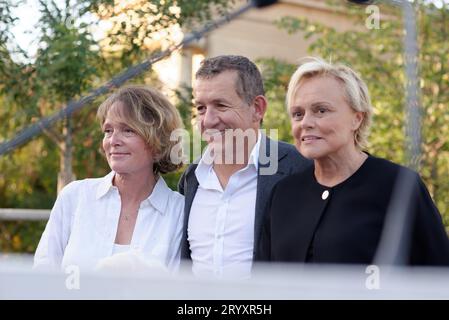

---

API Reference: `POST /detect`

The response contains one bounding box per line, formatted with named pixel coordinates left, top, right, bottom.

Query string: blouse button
left=322, top=190, right=329, bottom=200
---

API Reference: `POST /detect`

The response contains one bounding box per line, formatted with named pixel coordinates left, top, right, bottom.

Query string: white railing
left=0, top=208, right=50, bottom=221
left=1, top=256, right=449, bottom=299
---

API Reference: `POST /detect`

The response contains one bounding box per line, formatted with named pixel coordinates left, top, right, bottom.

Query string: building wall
left=205, top=0, right=355, bottom=64
left=158, top=0, right=358, bottom=91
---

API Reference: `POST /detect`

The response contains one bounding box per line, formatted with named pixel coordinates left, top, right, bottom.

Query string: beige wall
left=176, top=0, right=358, bottom=89
left=206, top=0, right=355, bottom=63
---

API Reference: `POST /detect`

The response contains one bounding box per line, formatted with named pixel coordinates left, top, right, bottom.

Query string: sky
left=10, top=0, right=41, bottom=59
left=9, top=0, right=100, bottom=62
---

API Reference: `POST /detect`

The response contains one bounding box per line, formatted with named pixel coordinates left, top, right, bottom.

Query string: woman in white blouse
left=34, top=85, right=184, bottom=272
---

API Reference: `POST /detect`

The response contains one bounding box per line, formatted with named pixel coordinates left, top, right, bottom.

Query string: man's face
left=193, top=70, right=260, bottom=143
left=193, top=70, right=262, bottom=164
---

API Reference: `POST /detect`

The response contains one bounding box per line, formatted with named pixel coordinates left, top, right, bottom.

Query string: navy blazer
left=256, top=155, right=449, bottom=266
left=177, top=135, right=311, bottom=261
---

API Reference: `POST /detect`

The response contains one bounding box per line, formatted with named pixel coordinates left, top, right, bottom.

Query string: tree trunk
left=57, top=117, right=76, bottom=193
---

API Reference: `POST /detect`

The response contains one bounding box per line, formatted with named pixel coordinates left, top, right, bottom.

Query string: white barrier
left=1, top=254, right=448, bottom=299
left=0, top=208, right=50, bottom=221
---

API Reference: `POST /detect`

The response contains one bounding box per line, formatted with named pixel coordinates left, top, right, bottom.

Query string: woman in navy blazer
left=257, top=57, right=449, bottom=265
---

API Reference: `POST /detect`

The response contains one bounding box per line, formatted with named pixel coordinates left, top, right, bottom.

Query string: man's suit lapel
left=181, top=165, right=198, bottom=259
left=253, top=136, right=289, bottom=258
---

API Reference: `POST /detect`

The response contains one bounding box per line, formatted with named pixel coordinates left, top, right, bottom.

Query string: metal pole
left=403, top=0, right=422, bottom=171
left=348, top=0, right=424, bottom=265
left=373, top=0, right=423, bottom=265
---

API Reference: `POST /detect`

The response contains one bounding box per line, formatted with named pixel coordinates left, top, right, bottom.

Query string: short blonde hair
left=97, top=85, right=183, bottom=174
left=286, top=57, right=373, bottom=150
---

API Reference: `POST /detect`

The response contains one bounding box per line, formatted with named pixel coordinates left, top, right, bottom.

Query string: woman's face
left=289, top=76, right=363, bottom=160
left=102, top=102, right=154, bottom=175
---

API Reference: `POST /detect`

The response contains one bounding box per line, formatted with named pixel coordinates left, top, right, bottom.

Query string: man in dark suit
left=178, top=55, right=310, bottom=279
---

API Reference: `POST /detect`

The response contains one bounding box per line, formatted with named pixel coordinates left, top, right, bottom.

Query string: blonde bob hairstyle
left=97, top=85, right=183, bottom=174
left=286, top=57, right=373, bottom=150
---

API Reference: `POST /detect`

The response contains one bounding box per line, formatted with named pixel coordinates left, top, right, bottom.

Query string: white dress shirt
left=188, top=134, right=260, bottom=279
left=34, top=172, right=184, bottom=272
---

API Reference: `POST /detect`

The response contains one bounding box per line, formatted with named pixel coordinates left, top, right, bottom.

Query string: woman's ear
left=352, top=111, right=364, bottom=131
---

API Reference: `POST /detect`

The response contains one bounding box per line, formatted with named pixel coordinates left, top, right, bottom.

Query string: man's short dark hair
left=195, top=55, right=265, bottom=105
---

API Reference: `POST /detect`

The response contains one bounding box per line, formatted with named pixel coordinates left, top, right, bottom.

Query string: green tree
left=0, top=0, right=234, bottom=252
left=258, top=57, right=296, bottom=143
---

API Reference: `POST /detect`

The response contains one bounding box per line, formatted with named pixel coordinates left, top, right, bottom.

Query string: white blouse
left=112, top=244, right=130, bottom=255
left=34, top=172, right=184, bottom=272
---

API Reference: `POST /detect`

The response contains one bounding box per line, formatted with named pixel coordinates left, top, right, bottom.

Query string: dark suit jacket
left=256, top=155, right=449, bottom=266
left=178, top=135, right=311, bottom=261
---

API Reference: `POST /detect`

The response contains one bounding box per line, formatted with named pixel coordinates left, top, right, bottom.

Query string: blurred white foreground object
left=94, top=251, right=168, bottom=274
left=1, top=254, right=449, bottom=299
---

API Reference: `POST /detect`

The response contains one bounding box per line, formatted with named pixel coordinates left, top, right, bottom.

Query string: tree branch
left=42, top=126, right=63, bottom=147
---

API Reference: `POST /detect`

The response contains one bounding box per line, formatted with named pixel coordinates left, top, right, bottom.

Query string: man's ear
left=252, top=95, right=267, bottom=123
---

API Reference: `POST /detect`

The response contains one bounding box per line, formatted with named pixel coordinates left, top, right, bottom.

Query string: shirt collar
left=96, top=171, right=116, bottom=200
left=143, top=176, right=170, bottom=215
left=195, top=130, right=261, bottom=188
left=96, top=172, right=170, bottom=215
left=249, top=130, right=261, bottom=171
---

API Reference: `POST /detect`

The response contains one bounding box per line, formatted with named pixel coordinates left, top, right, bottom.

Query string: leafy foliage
left=0, top=0, right=234, bottom=252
